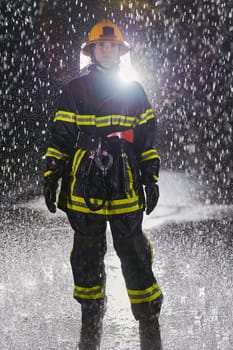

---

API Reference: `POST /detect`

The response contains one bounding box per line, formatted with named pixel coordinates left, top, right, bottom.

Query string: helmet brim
left=81, top=40, right=130, bottom=57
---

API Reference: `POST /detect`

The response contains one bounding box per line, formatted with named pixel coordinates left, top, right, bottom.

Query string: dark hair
left=89, top=44, right=96, bottom=60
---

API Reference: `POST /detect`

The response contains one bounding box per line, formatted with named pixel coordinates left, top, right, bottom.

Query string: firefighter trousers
left=67, top=210, right=163, bottom=320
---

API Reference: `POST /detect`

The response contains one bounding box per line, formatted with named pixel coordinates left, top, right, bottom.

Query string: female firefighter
left=43, top=19, right=163, bottom=350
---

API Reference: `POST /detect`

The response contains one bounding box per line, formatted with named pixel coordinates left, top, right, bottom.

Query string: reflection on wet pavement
left=151, top=219, right=233, bottom=350
left=1, top=206, right=232, bottom=349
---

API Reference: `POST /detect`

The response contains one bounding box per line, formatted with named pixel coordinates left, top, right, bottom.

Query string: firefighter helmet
left=81, top=19, right=130, bottom=57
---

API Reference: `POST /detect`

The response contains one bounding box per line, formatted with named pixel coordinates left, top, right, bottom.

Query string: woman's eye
left=96, top=42, right=104, bottom=48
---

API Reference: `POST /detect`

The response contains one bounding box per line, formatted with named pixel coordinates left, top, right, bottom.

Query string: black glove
left=43, top=176, right=58, bottom=213
left=145, top=182, right=159, bottom=215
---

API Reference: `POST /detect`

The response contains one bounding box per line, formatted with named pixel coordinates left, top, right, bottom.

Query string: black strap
left=83, top=156, right=107, bottom=211
left=84, top=182, right=106, bottom=211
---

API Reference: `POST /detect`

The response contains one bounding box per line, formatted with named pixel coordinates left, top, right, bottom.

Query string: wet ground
left=0, top=171, right=233, bottom=350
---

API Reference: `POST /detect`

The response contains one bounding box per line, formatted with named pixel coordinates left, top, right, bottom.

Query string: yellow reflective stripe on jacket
left=127, top=283, right=162, bottom=304
left=53, top=110, right=138, bottom=128
left=140, top=149, right=159, bottom=162
left=59, top=193, right=144, bottom=215
left=138, top=108, right=155, bottom=125
left=125, top=159, right=136, bottom=198
left=76, top=114, right=137, bottom=128
left=44, top=170, right=53, bottom=177
left=53, top=109, right=154, bottom=128
left=70, top=149, right=87, bottom=196
left=71, top=149, right=86, bottom=175
left=54, top=110, right=77, bottom=123
left=69, top=194, right=141, bottom=209
left=73, top=284, right=104, bottom=300
left=45, top=147, right=70, bottom=160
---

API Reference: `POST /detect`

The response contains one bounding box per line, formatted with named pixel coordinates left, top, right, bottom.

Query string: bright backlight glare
left=80, top=52, right=91, bottom=70
left=80, top=51, right=140, bottom=82
left=119, top=51, right=140, bottom=83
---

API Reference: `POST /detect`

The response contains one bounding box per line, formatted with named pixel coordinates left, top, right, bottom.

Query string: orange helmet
left=81, top=19, right=130, bottom=57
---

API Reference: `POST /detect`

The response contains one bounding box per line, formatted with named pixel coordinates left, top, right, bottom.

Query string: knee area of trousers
left=73, top=230, right=107, bottom=251
left=114, top=231, right=144, bottom=247
left=114, top=233, right=150, bottom=257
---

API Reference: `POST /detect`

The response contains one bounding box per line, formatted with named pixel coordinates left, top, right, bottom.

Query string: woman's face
left=94, top=41, right=120, bottom=69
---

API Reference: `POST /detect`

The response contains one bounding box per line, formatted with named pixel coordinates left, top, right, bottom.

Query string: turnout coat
left=44, top=64, right=160, bottom=215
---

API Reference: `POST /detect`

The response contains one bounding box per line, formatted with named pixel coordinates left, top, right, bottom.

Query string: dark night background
left=0, top=0, right=232, bottom=206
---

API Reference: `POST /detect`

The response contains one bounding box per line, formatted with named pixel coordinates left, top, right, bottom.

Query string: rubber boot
left=78, top=312, right=103, bottom=350
left=78, top=298, right=107, bottom=350
left=139, top=316, right=162, bottom=350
